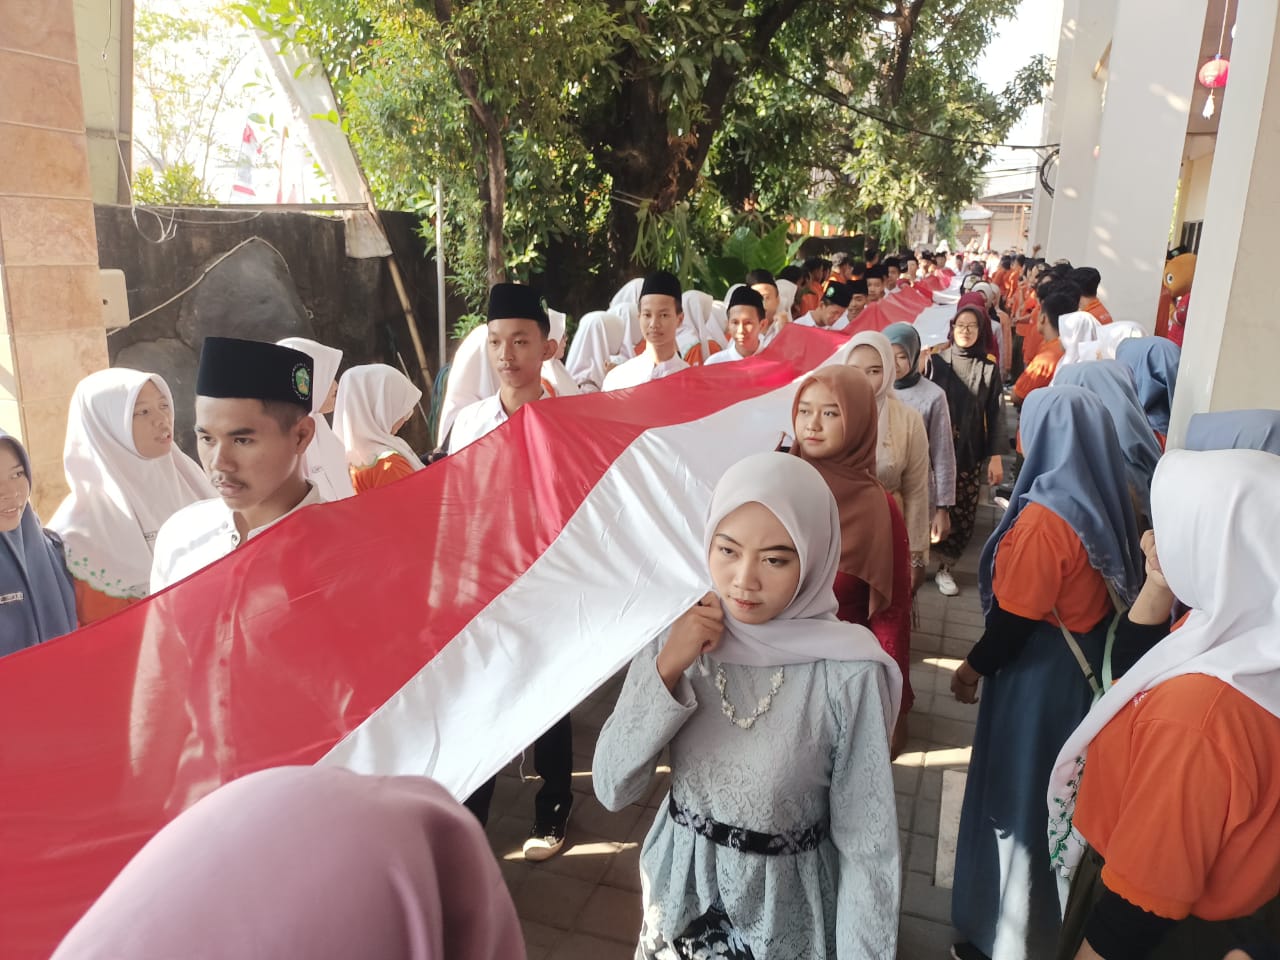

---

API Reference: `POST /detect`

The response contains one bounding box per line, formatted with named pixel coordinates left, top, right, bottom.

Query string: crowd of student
left=6, top=245, right=1280, bottom=960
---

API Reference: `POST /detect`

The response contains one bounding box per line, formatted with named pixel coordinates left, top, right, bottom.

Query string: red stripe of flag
left=0, top=325, right=845, bottom=959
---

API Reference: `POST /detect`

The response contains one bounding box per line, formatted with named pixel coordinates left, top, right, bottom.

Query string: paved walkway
left=483, top=502, right=1002, bottom=960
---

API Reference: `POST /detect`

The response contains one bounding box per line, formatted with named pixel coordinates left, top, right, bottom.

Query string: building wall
left=1179, top=150, right=1215, bottom=225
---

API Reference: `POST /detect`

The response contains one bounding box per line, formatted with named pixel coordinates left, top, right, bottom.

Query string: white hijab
left=847, top=331, right=900, bottom=483
left=49, top=369, right=214, bottom=599
left=614, top=302, right=642, bottom=356
left=1096, top=321, right=1146, bottom=360
left=706, top=452, right=902, bottom=730
left=540, top=309, right=580, bottom=396
left=775, top=278, right=798, bottom=323
left=334, top=365, right=423, bottom=471
left=679, top=290, right=727, bottom=361
left=610, top=277, right=644, bottom=310
left=1055, top=310, right=1102, bottom=371
left=1049, top=448, right=1280, bottom=870
left=565, top=311, right=627, bottom=393
left=277, top=338, right=355, bottom=501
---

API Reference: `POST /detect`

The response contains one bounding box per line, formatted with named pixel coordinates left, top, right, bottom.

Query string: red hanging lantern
left=1198, top=55, right=1230, bottom=89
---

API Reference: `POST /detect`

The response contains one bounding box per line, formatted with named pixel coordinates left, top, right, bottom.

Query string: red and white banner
left=231, top=122, right=263, bottom=199
left=0, top=326, right=853, bottom=958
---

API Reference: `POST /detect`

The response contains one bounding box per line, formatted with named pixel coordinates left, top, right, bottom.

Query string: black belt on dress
left=667, top=794, right=826, bottom=855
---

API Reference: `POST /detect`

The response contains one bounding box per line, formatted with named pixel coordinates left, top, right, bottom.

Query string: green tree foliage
left=130, top=163, right=218, bottom=205
left=241, top=0, right=1049, bottom=315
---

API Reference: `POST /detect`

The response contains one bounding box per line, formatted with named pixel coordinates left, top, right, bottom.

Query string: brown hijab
left=790, top=365, right=896, bottom=615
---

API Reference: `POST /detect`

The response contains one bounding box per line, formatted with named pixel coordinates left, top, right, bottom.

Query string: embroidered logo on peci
left=292, top=364, right=312, bottom=401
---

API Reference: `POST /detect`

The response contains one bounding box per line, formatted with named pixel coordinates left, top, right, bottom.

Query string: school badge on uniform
left=293, top=364, right=312, bottom=400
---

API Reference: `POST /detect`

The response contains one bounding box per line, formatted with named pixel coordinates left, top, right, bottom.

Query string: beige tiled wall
left=0, top=0, right=109, bottom=519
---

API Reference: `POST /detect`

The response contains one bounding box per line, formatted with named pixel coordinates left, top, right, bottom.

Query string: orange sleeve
left=351, top=454, right=417, bottom=495
left=1093, top=711, right=1236, bottom=918
left=991, top=504, right=1069, bottom=622
left=73, top=579, right=139, bottom=628
left=1087, top=299, right=1113, bottom=325
left=991, top=503, right=1109, bottom=629
left=1013, top=344, right=1057, bottom=400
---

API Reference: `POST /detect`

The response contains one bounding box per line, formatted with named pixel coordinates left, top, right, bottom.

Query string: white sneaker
left=936, top=569, right=959, bottom=597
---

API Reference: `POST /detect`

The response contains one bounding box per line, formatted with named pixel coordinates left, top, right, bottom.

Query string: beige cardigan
left=875, top=396, right=932, bottom=560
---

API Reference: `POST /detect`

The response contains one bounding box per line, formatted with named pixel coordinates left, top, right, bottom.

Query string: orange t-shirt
left=1076, top=674, right=1280, bottom=921
left=990, top=502, right=1112, bottom=632
left=1013, top=339, right=1065, bottom=402
left=683, top=341, right=723, bottom=367
left=1083, top=297, right=1113, bottom=325
left=351, top=452, right=417, bottom=495
left=73, top=579, right=138, bottom=627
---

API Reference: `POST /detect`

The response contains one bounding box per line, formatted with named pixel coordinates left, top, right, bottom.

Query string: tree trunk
left=482, top=119, right=507, bottom=286
left=593, top=0, right=812, bottom=281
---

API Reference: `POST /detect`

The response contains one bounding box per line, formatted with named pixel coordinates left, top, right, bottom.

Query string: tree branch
left=885, top=0, right=928, bottom=106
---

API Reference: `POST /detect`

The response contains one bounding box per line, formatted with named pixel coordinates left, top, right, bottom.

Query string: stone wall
left=95, top=205, right=463, bottom=456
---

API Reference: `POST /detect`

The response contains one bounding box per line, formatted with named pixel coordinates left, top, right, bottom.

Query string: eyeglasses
left=954, top=322, right=981, bottom=333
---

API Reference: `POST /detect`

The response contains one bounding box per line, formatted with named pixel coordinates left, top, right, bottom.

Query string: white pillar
left=1027, top=0, right=1068, bottom=253
left=1044, top=0, right=1114, bottom=260
left=1169, top=0, right=1280, bottom=445
left=1081, top=0, right=1208, bottom=329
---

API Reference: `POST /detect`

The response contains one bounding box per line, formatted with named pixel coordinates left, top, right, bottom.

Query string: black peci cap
left=196, top=337, right=314, bottom=408
left=728, top=285, right=766, bottom=316
left=640, top=271, right=683, bottom=303
left=848, top=278, right=869, bottom=296
left=487, top=282, right=550, bottom=334
left=822, top=282, right=854, bottom=308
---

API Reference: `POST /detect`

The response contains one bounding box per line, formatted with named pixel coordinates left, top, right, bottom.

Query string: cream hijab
left=277, top=338, right=355, bottom=501
left=847, top=330, right=901, bottom=483
left=49, top=369, right=214, bottom=599
left=1049, top=448, right=1280, bottom=871
left=334, top=365, right=423, bottom=471
left=705, top=452, right=902, bottom=729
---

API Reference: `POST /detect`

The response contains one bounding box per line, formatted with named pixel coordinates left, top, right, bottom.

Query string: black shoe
left=951, top=943, right=991, bottom=960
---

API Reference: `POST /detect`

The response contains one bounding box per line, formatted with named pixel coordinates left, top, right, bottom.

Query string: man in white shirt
left=794, top=281, right=853, bottom=331
left=447, top=282, right=576, bottom=866
left=602, top=271, right=691, bottom=390
left=150, top=337, right=322, bottom=592
left=844, top=277, right=869, bottom=327
left=866, top=264, right=888, bottom=302
left=883, top=257, right=902, bottom=295
left=705, top=286, right=768, bottom=365
left=448, top=283, right=557, bottom=454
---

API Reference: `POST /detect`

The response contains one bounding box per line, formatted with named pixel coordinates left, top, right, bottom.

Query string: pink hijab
left=51, top=767, right=525, bottom=960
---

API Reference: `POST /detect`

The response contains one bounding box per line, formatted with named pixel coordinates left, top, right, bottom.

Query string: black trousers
left=463, top=712, right=574, bottom=827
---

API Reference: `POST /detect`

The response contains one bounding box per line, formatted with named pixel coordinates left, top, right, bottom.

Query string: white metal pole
left=435, top=179, right=447, bottom=369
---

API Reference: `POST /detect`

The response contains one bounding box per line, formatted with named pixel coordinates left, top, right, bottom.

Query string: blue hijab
left=1053, top=361, right=1163, bottom=520
left=979, top=387, right=1143, bottom=615
left=0, top=433, right=77, bottom=657
left=1185, top=409, right=1280, bottom=456
left=1115, top=338, right=1180, bottom=435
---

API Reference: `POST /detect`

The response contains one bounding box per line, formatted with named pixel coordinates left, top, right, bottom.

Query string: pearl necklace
left=714, top=664, right=786, bottom=730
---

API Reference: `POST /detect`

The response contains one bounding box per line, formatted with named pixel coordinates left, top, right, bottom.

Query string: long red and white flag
left=0, top=326, right=866, bottom=958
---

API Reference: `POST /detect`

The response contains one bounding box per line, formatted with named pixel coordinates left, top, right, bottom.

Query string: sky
left=974, top=0, right=1064, bottom=196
